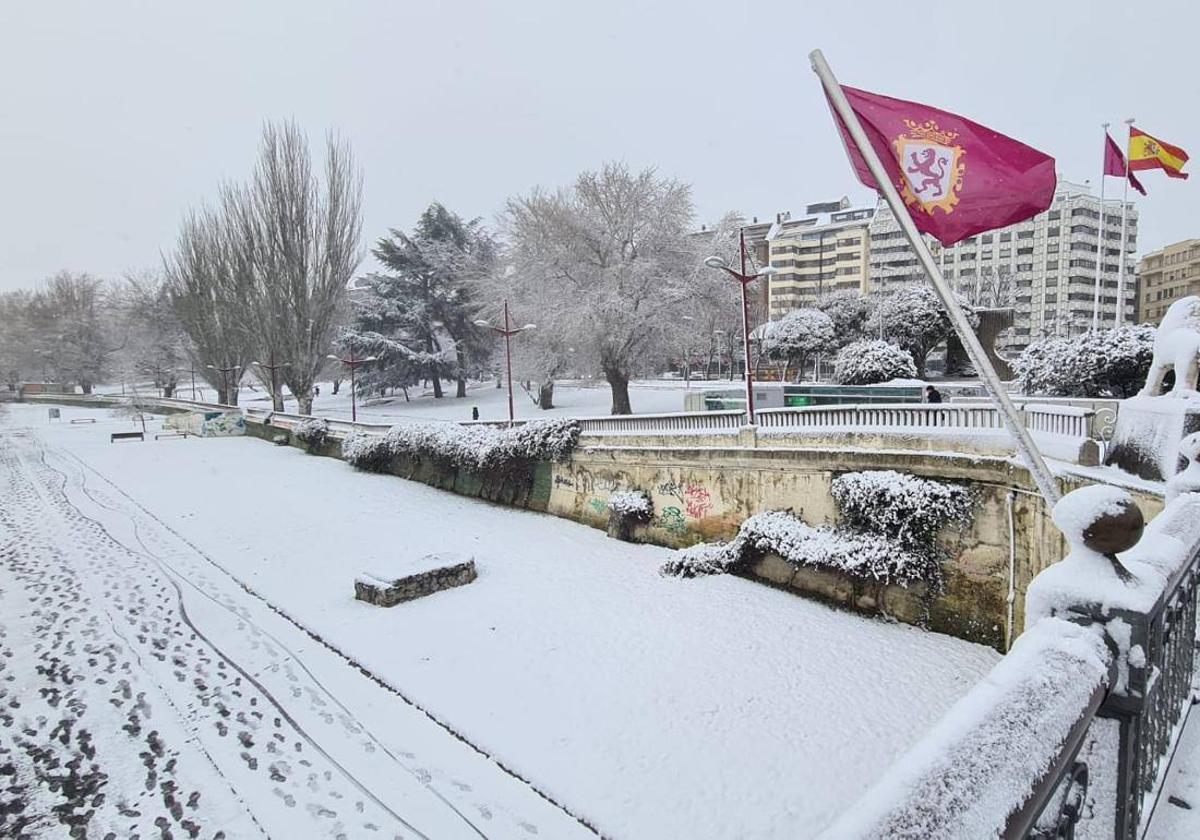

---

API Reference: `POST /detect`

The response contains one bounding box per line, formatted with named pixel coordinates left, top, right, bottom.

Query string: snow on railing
left=757, top=403, right=1005, bottom=431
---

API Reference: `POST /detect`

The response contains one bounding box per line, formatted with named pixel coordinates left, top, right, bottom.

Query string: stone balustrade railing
left=18, top=393, right=1102, bottom=463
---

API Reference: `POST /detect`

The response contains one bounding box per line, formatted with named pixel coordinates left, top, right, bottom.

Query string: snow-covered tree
left=165, top=121, right=362, bottom=412
left=502, top=163, right=696, bottom=414
left=873, top=285, right=977, bottom=378
left=763, top=308, right=835, bottom=382
left=816, top=291, right=873, bottom=349
left=348, top=203, right=494, bottom=400
left=114, top=271, right=189, bottom=397
left=24, top=272, right=123, bottom=394
left=1013, top=326, right=1153, bottom=397
left=833, top=339, right=917, bottom=385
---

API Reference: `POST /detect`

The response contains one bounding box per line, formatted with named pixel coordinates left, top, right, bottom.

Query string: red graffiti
left=682, top=485, right=712, bottom=520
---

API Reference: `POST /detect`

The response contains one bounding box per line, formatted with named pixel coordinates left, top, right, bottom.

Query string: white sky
left=1, top=0, right=1196, bottom=293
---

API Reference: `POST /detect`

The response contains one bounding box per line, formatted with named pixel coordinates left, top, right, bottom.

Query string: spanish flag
left=1129, top=127, right=1190, bottom=179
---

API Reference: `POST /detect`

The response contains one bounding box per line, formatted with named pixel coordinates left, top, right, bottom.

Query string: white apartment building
left=765, top=200, right=875, bottom=320
left=867, top=181, right=1139, bottom=354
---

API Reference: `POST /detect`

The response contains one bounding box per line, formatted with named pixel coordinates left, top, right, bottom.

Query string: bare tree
left=958, top=266, right=1017, bottom=309
left=26, top=272, right=122, bottom=394
left=248, top=122, right=363, bottom=415
left=503, top=163, right=695, bottom=414
left=164, top=208, right=255, bottom=404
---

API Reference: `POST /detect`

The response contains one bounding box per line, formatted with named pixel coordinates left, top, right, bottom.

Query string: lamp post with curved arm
left=475, top=300, right=536, bottom=425
left=327, top=342, right=376, bottom=423
left=704, top=230, right=776, bottom=425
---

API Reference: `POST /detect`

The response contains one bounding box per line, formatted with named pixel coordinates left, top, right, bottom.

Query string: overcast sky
left=1, top=0, right=1196, bottom=293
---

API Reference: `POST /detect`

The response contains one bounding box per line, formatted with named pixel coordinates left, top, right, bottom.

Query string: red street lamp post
left=475, top=300, right=536, bottom=424
left=252, top=351, right=291, bottom=412
left=327, top=343, right=376, bottom=423
left=703, top=230, right=776, bottom=425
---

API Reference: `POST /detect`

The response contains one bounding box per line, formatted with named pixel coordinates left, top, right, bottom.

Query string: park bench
left=154, top=431, right=191, bottom=440
left=110, top=431, right=144, bottom=443
left=69, top=418, right=96, bottom=424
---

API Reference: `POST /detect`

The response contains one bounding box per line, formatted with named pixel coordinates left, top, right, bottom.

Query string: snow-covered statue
left=1140, top=296, right=1200, bottom=396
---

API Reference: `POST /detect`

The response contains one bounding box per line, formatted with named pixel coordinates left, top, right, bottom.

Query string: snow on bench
left=354, top=552, right=477, bottom=607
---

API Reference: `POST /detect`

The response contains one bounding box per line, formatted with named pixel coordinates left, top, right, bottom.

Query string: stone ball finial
left=1052, top=485, right=1143, bottom=580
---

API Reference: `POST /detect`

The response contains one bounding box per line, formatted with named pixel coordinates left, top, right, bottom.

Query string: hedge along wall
left=244, top=418, right=555, bottom=511
left=547, top=443, right=1164, bottom=651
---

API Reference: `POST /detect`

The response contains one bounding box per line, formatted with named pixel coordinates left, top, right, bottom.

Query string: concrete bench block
left=355, top=553, right=477, bottom=607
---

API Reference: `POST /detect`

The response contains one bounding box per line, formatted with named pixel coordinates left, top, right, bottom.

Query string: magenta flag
left=1104, top=132, right=1147, bottom=196
left=827, top=86, right=1057, bottom=246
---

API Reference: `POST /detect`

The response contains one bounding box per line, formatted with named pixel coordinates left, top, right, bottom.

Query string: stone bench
left=354, top=553, right=477, bottom=607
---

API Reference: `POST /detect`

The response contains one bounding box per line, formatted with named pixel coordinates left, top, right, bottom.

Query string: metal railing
left=826, top=489, right=1200, bottom=840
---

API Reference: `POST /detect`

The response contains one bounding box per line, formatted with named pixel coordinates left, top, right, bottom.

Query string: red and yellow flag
left=1129, top=127, right=1189, bottom=179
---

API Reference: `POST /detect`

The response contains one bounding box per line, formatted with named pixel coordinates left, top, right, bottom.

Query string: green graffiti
left=587, top=498, right=608, bottom=516
left=656, top=506, right=687, bottom=535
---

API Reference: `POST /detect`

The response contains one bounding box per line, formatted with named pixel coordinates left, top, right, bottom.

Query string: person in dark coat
left=925, top=385, right=943, bottom=404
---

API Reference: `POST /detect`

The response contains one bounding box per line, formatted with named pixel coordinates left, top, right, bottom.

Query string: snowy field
left=109, top=378, right=706, bottom=423
left=0, top=402, right=1001, bottom=838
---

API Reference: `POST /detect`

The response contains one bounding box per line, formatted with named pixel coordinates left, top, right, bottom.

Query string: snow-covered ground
left=1, top=402, right=1001, bottom=838
left=109, top=378, right=708, bottom=423
left=1146, top=683, right=1200, bottom=839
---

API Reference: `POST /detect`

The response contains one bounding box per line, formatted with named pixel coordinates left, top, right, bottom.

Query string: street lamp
left=474, top=299, right=536, bottom=424
left=205, top=363, right=242, bottom=405
left=703, top=229, right=776, bottom=425
left=252, top=352, right=291, bottom=412
left=327, top=343, right=376, bottom=423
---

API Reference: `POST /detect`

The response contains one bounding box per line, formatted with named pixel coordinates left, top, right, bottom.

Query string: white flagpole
left=1115, top=117, right=1135, bottom=327
left=1092, top=123, right=1110, bottom=330
left=809, top=48, right=1062, bottom=505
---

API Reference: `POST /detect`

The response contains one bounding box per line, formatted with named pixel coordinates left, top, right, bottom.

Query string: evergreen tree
left=347, top=204, right=494, bottom=399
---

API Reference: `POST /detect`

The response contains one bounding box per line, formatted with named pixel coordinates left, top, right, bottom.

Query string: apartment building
left=867, top=181, right=1139, bottom=354
left=765, top=200, right=874, bottom=319
left=1138, top=238, right=1200, bottom=325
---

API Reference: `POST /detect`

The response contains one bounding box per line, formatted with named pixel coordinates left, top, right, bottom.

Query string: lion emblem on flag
left=894, top=119, right=965, bottom=214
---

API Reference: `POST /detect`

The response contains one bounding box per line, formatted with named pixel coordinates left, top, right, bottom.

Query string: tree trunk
left=81, top=382, right=93, bottom=395
left=272, top=387, right=285, bottom=412
left=227, top=388, right=239, bottom=406
left=217, top=386, right=228, bottom=405
left=332, top=378, right=341, bottom=395
left=604, top=367, right=632, bottom=415
left=456, top=375, right=467, bottom=398
left=431, top=371, right=443, bottom=398
left=298, top=395, right=313, bottom=415
left=539, top=381, right=555, bottom=410
left=163, top=383, right=175, bottom=399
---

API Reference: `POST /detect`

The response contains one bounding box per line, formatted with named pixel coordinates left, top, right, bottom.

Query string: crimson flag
left=827, top=86, right=1057, bottom=246
left=1104, top=132, right=1147, bottom=195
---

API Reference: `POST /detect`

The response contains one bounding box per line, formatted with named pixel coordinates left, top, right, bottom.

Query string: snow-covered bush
left=817, top=291, right=874, bottom=349
left=608, top=490, right=653, bottom=521
left=762, top=308, right=836, bottom=381
left=344, top=419, right=580, bottom=475
left=831, top=470, right=973, bottom=553
left=833, top=340, right=917, bottom=385
left=660, top=541, right=736, bottom=578
left=293, top=418, right=329, bottom=452
left=1013, top=326, right=1154, bottom=397
left=873, top=286, right=978, bottom=377
left=661, top=510, right=938, bottom=586
left=342, top=432, right=393, bottom=472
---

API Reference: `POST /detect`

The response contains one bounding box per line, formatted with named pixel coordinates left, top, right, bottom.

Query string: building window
left=1000, top=232, right=1012, bottom=242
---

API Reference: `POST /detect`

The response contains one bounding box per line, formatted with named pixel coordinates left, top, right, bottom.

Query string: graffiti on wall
left=655, top=506, right=687, bottom=536
left=657, top=479, right=714, bottom=520
left=201, top=411, right=246, bottom=437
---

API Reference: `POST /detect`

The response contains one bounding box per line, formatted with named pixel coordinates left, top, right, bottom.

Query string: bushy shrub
left=608, top=490, right=653, bottom=521
left=660, top=510, right=937, bottom=585
left=831, top=470, right=973, bottom=552
left=660, top=542, right=735, bottom=578
left=833, top=340, right=917, bottom=385
left=293, top=418, right=329, bottom=452
left=1013, top=326, right=1154, bottom=397
left=342, top=432, right=393, bottom=472
left=343, top=419, right=581, bottom=475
